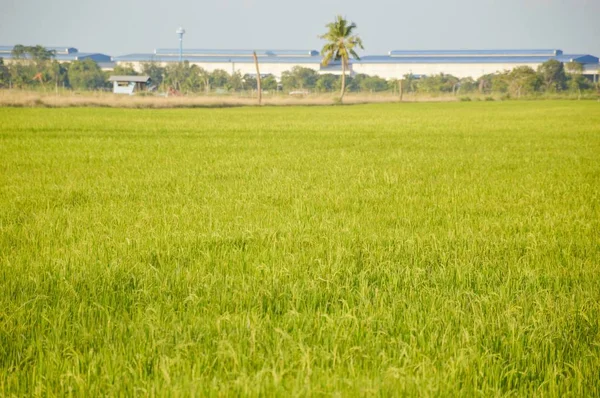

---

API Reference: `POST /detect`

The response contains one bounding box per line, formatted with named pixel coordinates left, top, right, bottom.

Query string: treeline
left=0, top=45, right=597, bottom=96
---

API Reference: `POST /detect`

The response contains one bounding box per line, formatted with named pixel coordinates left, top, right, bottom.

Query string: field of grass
left=1, top=101, right=599, bottom=396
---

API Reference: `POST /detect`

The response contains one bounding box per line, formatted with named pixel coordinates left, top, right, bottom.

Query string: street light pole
left=176, top=27, right=186, bottom=63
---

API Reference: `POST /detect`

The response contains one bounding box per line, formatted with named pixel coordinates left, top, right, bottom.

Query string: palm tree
left=319, top=15, right=364, bottom=102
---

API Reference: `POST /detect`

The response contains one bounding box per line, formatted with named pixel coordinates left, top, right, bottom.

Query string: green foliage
left=538, top=59, right=567, bottom=92
left=227, top=71, right=244, bottom=91
left=417, top=73, right=459, bottom=93
left=0, top=103, right=599, bottom=395
left=315, top=73, right=339, bottom=92
left=6, top=44, right=58, bottom=89
left=281, top=66, right=319, bottom=91
left=565, top=62, right=590, bottom=97
left=359, top=75, right=388, bottom=92
left=209, top=69, right=229, bottom=89
left=142, top=63, right=166, bottom=87
left=163, top=62, right=205, bottom=93
left=242, top=74, right=257, bottom=90
left=320, top=15, right=364, bottom=66
left=11, top=44, right=55, bottom=62
left=261, top=74, right=278, bottom=91
left=506, top=66, right=542, bottom=97
left=46, top=61, right=69, bottom=89
left=458, top=77, right=477, bottom=94
left=68, top=59, right=106, bottom=90
left=7, top=62, right=34, bottom=88
left=402, top=73, right=419, bottom=93
left=112, top=63, right=139, bottom=76
left=565, top=61, right=584, bottom=74
left=320, top=15, right=364, bottom=100
left=0, top=58, right=11, bottom=88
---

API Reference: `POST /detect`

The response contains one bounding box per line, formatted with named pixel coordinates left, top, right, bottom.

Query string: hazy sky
left=1, top=0, right=599, bottom=57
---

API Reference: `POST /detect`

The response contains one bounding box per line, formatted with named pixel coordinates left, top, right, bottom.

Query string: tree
left=68, top=59, right=106, bottom=90
left=417, top=73, right=459, bottom=93
left=315, top=74, right=339, bottom=92
left=319, top=15, right=364, bottom=102
left=8, top=44, right=56, bottom=89
left=210, top=69, right=229, bottom=89
left=227, top=71, right=243, bottom=91
left=360, top=75, right=388, bottom=92
left=112, top=64, right=139, bottom=76
left=0, top=58, right=10, bottom=88
left=163, top=62, right=205, bottom=93
left=565, top=61, right=589, bottom=99
left=46, top=61, right=69, bottom=93
left=281, top=66, right=318, bottom=91
left=507, top=66, right=540, bottom=98
left=477, top=74, right=495, bottom=93
left=142, top=63, right=165, bottom=88
left=11, top=45, right=26, bottom=59
left=198, top=68, right=211, bottom=93
left=243, top=74, right=257, bottom=91
left=458, top=77, right=477, bottom=94
left=538, top=59, right=566, bottom=92
left=261, top=75, right=278, bottom=91
left=348, top=74, right=367, bottom=92
left=403, top=73, right=419, bottom=93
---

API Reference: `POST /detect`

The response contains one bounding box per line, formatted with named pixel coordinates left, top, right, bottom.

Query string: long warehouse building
left=112, top=48, right=600, bottom=80
left=0, top=46, right=114, bottom=70
left=1, top=45, right=598, bottom=80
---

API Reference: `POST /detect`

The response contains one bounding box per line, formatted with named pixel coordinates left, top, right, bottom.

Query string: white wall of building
left=351, top=62, right=543, bottom=79
left=120, top=59, right=595, bottom=80
left=124, top=61, right=321, bottom=79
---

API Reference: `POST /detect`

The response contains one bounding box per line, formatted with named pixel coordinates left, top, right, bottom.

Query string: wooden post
left=253, top=51, right=262, bottom=105
left=398, top=79, right=403, bottom=102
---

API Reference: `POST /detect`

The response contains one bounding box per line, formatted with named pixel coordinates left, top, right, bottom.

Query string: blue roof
left=113, top=53, right=322, bottom=64
left=0, top=45, right=78, bottom=54
left=389, top=49, right=563, bottom=57
left=154, top=49, right=319, bottom=57
left=357, top=54, right=598, bottom=64
left=1, top=52, right=111, bottom=62
left=555, top=54, right=599, bottom=64
left=111, top=52, right=600, bottom=66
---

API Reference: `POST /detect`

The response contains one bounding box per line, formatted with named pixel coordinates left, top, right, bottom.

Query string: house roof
left=108, top=75, right=151, bottom=82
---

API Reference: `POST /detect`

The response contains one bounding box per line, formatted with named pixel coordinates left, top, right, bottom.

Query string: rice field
left=1, top=101, right=599, bottom=396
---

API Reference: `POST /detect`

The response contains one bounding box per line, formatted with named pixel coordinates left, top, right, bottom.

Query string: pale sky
left=1, top=0, right=599, bottom=57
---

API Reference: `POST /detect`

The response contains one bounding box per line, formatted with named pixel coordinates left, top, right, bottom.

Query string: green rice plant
left=0, top=101, right=599, bottom=396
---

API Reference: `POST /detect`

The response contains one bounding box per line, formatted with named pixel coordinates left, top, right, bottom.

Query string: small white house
left=108, top=75, right=151, bottom=95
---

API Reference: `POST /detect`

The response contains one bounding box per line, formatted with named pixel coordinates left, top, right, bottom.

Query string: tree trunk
left=253, top=51, right=262, bottom=105
left=340, top=60, right=346, bottom=103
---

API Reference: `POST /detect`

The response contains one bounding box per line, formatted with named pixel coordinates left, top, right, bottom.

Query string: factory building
left=113, top=49, right=328, bottom=77
left=112, top=48, right=599, bottom=80
left=1, top=44, right=598, bottom=81
left=354, top=49, right=599, bottom=79
left=0, top=45, right=113, bottom=69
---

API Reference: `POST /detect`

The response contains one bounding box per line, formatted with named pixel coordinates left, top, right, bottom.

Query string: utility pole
left=398, top=79, right=403, bottom=102
left=253, top=51, right=262, bottom=105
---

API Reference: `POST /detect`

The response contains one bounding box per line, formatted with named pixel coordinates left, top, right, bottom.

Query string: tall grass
left=1, top=102, right=599, bottom=395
